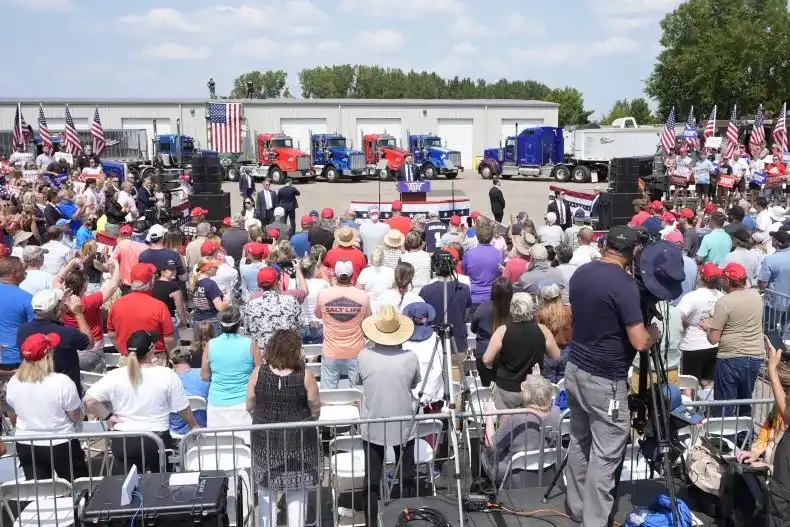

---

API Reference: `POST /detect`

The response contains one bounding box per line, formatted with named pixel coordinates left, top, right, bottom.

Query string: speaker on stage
left=191, top=155, right=222, bottom=186
left=597, top=191, right=642, bottom=230
left=189, top=192, right=231, bottom=226
left=609, top=156, right=654, bottom=193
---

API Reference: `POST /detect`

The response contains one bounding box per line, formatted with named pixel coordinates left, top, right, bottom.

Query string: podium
left=398, top=180, right=431, bottom=203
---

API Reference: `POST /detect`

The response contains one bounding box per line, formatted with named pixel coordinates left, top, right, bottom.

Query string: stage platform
left=379, top=481, right=717, bottom=526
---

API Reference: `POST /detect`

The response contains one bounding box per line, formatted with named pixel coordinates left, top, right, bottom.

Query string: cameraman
left=420, top=250, right=472, bottom=356
left=564, top=225, right=660, bottom=526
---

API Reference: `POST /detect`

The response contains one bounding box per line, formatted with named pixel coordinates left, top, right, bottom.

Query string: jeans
left=300, top=324, right=324, bottom=344
left=713, top=356, right=763, bottom=417
left=320, top=357, right=359, bottom=389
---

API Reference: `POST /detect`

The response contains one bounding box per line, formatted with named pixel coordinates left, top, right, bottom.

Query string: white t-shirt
left=356, top=266, right=395, bottom=313
left=85, top=366, right=190, bottom=432
left=537, top=225, right=564, bottom=247
left=41, top=240, right=73, bottom=275
left=399, top=251, right=432, bottom=290
left=676, top=287, right=724, bottom=351
left=402, top=334, right=443, bottom=405
left=19, top=268, right=54, bottom=296
left=6, top=373, right=81, bottom=445
left=376, top=288, right=424, bottom=315
left=569, top=244, right=601, bottom=266
left=302, top=278, right=330, bottom=325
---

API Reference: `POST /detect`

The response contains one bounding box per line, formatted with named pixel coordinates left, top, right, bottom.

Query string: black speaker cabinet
left=191, top=155, right=222, bottom=185
left=189, top=192, right=231, bottom=223
left=609, top=156, right=654, bottom=193
left=598, top=192, right=642, bottom=230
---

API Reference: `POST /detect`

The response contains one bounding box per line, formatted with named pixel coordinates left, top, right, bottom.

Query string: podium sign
left=397, top=180, right=431, bottom=193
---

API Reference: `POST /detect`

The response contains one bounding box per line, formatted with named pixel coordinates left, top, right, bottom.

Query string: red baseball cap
left=200, top=240, right=221, bottom=256
left=449, top=215, right=462, bottom=227
left=679, top=208, right=695, bottom=220
left=267, top=227, right=280, bottom=239
left=649, top=200, right=664, bottom=211
left=704, top=202, right=717, bottom=214
left=119, top=225, right=133, bottom=237
left=21, top=332, right=61, bottom=362
left=320, top=208, right=334, bottom=219
left=722, top=262, right=747, bottom=282
left=129, top=263, right=156, bottom=284
left=0, top=246, right=9, bottom=259
left=663, top=230, right=683, bottom=245
left=699, top=262, right=723, bottom=280
left=391, top=200, right=403, bottom=211
left=222, top=217, right=232, bottom=227
left=257, top=266, right=280, bottom=287
left=301, top=215, right=314, bottom=227
left=247, top=242, right=269, bottom=259
left=470, top=211, right=481, bottom=220
left=662, top=211, right=676, bottom=223
left=191, top=207, right=208, bottom=217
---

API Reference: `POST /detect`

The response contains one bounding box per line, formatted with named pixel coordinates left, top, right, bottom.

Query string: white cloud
left=119, top=8, right=201, bottom=33
left=229, top=38, right=310, bottom=59
left=342, top=0, right=466, bottom=18
left=450, top=12, right=544, bottom=39
left=509, top=37, right=640, bottom=66
left=502, top=13, right=545, bottom=36
left=316, top=41, right=343, bottom=54
left=608, top=17, right=652, bottom=31
left=141, top=43, right=210, bottom=60
left=590, top=0, right=684, bottom=15
left=5, top=0, right=72, bottom=11
left=356, top=29, right=405, bottom=52
left=453, top=42, right=477, bottom=55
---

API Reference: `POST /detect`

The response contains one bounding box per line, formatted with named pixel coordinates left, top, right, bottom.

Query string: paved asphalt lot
left=222, top=173, right=593, bottom=222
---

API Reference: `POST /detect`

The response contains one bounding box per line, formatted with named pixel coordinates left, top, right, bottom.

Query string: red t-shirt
left=62, top=292, right=104, bottom=343
left=107, top=291, right=174, bottom=355
left=386, top=215, right=412, bottom=236
left=323, top=246, right=367, bottom=284
left=503, top=258, right=529, bottom=284
left=630, top=211, right=651, bottom=227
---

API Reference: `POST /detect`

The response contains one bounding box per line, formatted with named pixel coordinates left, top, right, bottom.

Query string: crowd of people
left=1, top=140, right=790, bottom=524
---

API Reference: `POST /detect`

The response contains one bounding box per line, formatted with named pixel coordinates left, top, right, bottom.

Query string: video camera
left=431, top=250, right=456, bottom=278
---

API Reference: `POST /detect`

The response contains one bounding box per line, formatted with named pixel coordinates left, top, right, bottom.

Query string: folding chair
left=184, top=445, right=252, bottom=527
left=80, top=371, right=104, bottom=390
left=328, top=436, right=366, bottom=527
left=385, top=419, right=444, bottom=495
left=620, top=443, right=651, bottom=481
left=0, top=479, right=74, bottom=527
left=318, top=388, right=363, bottom=423
left=703, top=415, right=753, bottom=452
left=498, top=447, right=558, bottom=491
left=302, top=344, right=322, bottom=361
left=305, top=362, right=321, bottom=380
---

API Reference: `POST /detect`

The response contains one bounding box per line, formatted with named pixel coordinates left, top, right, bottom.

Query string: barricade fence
left=0, top=398, right=777, bottom=526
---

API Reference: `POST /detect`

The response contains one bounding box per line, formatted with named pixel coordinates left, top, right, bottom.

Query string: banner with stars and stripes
left=351, top=198, right=471, bottom=222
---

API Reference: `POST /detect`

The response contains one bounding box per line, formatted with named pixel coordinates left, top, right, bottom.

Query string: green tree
left=545, top=87, right=594, bottom=127
left=298, top=65, right=356, bottom=98
left=230, top=70, right=291, bottom=99
left=645, top=0, right=790, bottom=119
left=602, top=98, right=656, bottom=125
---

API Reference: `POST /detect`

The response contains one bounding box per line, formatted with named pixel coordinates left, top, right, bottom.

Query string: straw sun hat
left=362, top=305, right=414, bottom=346
left=384, top=229, right=405, bottom=249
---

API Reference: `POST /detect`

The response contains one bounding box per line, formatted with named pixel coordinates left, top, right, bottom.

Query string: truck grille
left=297, top=155, right=311, bottom=171
left=448, top=152, right=462, bottom=168
left=350, top=153, right=365, bottom=171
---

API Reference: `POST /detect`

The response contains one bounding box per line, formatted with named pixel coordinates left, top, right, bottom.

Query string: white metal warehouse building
left=0, top=98, right=559, bottom=169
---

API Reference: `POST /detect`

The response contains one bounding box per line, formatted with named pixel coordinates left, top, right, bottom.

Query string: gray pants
left=565, top=362, right=630, bottom=526
left=492, top=383, right=523, bottom=410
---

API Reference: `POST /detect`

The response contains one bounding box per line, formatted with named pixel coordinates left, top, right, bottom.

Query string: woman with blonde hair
left=356, top=245, right=395, bottom=313
left=6, top=333, right=89, bottom=480
left=535, top=282, right=572, bottom=383
left=299, top=254, right=330, bottom=344
left=79, top=239, right=109, bottom=294
left=190, top=257, right=228, bottom=336
left=84, top=330, right=198, bottom=473
left=376, top=261, right=423, bottom=314
left=309, top=244, right=334, bottom=282
left=482, top=292, right=561, bottom=409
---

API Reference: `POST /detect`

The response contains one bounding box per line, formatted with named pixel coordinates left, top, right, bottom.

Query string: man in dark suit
left=590, top=186, right=602, bottom=219
left=238, top=168, right=255, bottom=200
left=135, top=177, right=157, bottom=222
left=276, top=180, right=300, bottom=232
left=254, top=178, right=278, bottom=224
left=488, top=177, right=506, bottom=223
left=547, top=189, right=573, bottom=230
left=398, top=153, right=421, bottom=182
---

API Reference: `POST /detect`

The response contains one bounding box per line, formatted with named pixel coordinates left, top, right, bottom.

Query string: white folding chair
left=620, top=444, right=651, bottom=481
left=319, top=388, right=363, bottom=422
left=385, top=419, right=444, bottom=495
left=0, top=453, right=23, bottom=485
left=302, top=344, right=322, bottom=361
left=80, top=371, right=104, bottom=390
left=305, top=362, right=321, bottom=380
left=498, top=448, right=558, bottom=491
left=553, top=378, right=565, bottom=394
left=328, top=436, right=366, bottom=527
left=703, top=416, right=753, bottom=452
left=184, top=446, right=252, bottom=527
left=0, top=479, right=73, bottom=527
left=103, top=353, right=121, bottom=370
left=79, top=420, right=110, bottom=476
left=71, top=476, right=103, bottom=497
left=171, top=396, right=209, bottom=440
left=677, top=374, right=699, bottom=404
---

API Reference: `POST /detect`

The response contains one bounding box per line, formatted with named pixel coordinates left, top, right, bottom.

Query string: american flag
left=684, top=107, right=700, bottom=151
left=63, top=105, right=82, bottom=156
left=37, top=104, right=53, bottom=155
left=660, top=107, right=676, bottom=154
left=209, top=102, right=242, bottom=153
left=704, top=106, right=717, bottom=138
left=91, top=106, right=106, bottom=156
left=725, top=105, right=739, bottom=159
left=750, top=104, right=765, bottom=157
left=12, top=105, right=30, bottom=150
left=772, top=102, right=787, bottom=153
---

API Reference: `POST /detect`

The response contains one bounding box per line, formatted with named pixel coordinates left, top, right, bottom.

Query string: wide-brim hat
left=637, top=240, right=685, bottom=301
left=384, top=229, right=405, bottom=248
left=334, top=226, right=355, bottom=247
left=513, top=231, right=537, bottom=256
left=362, top=305, right=415, bottom=346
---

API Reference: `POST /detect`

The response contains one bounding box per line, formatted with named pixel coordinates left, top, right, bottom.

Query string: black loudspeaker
left=598, top=192, right=642, bottom=230
left=191, top=155, right=222, bottom=186
left=609, top=156, right=654, bottom=193
left=189, top=192, right=231, bottom=224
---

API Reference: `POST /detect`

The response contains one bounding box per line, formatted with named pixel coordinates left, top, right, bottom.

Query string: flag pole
left=16, top=102, right=22, bottom=150
left=712, top=105, right=717, bottom=135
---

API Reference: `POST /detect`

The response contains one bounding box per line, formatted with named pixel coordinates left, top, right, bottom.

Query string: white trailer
left=561, top=127, right=661, bottom=183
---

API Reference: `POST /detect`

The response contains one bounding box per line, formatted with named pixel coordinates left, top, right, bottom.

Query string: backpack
left=718, top=460, right=771, bottom=527
left=625, top=495, right=692, bottom=527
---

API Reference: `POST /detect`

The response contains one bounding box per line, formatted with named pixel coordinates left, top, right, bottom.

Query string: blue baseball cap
left=55, top=219, right=71, bottom=226
left=403, top=302, right=436, bottom=342
left=642, top=216, right=662, bottom=235
left=742, top=216, right=757, bottom=232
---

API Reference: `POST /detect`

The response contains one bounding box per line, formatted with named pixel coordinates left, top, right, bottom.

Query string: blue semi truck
left=310, top=132, right=366, bottom=182
left=407, top=133, right=463, bottom=180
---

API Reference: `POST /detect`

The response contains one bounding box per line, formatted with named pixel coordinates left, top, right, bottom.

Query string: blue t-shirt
left=57, top=201, right=81, bottom=231
left=240, top=261, right=264, bottom=300
left=0, top=284, right=34, bottom=365
left=567, top=261, right=643, bottom=381
left=193, top=278, right=223, bottom=321
left=694, top=159, right=714, bottom=185
left=138, top=248, right=186, bottom=277
left=419, top=280, right=472, bottom=353
left=290, top=232, right=311, bottom=258
left=169, top=368, right=210, bottom=435
left=696, top=228, right=732, bottom=265
left=17, top=319, right=89, bottom=395
left=74, top=225, right=95, bottom=250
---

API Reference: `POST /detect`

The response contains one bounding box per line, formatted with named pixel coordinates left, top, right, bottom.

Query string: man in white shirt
left=117, top=180, right=138, bottom=221
left=35, top=151, right=53, bottom=170
left=755, top=197, right=774, bottom=251
left=8, top=146, right=32, bottom=168
left=41, top=226, right=74, bottom=275
left=359, top=207, right=390, bottom=261
left=569, top=227, right=602, bottom=266
left=538, top=212, right=564, bottom=247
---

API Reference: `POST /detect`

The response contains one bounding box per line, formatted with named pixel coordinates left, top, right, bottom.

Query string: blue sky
left=0, top=0, right=683, bottom=119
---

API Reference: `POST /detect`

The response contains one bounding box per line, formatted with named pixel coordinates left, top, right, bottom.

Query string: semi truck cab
left=310, top=133, right=366, bottom=183
left=361, top=133, right=406, bottom=180
left=407, top=134, right=461, bottom=179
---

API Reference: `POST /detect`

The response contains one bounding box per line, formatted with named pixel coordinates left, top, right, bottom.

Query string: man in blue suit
left=398, top=153, right=422, bottom=182
left=238, top=168, right=256, bottom=199
left=276, top=180, right=300, bottom=233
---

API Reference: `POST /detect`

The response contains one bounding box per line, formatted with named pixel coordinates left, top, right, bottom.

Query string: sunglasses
left=244, top=201, right=252, bottom=205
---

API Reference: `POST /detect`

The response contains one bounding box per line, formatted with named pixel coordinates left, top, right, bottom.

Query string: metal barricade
left=763, top=288, right=790, bottom=336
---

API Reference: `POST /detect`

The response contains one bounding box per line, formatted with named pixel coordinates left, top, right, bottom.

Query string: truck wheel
left=444, top=171, right=458, bottom=180
left=572, top=165, right=592, bottom=183
left=270, top=167, right=285, bottom=184
left=140, top=167, right=155, bottom=181
left=479, top=164, right=493, bottom=179
left=379, top=169, right=390, bottom=181
left=325, top=167, right=340, bottom=183
left=552, top=165, right=570, bottom=182
left=422, top=164, right=437, bottom=180
left=226, top=165, right=239, bottom=182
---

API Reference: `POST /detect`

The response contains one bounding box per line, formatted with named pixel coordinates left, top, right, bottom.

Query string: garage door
left=280, top=119, right=327, bottom=154
left=501, top=119, right=543, bottom=144
left=355, top=118, right=402, bottom=149
left=46, top=118, right=90, bottom=132
left=122, top=118, right=172, bottom=159
left=437, top=119, right=474, bottom=169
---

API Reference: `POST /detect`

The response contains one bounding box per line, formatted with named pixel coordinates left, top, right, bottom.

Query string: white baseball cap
left=32, top=289, right=64, bottom=312
left=274, top=206, right=285, bottom=217
left=146, top=224, right=167, bottom=242
left=334, top=260, right=354, bottom=278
